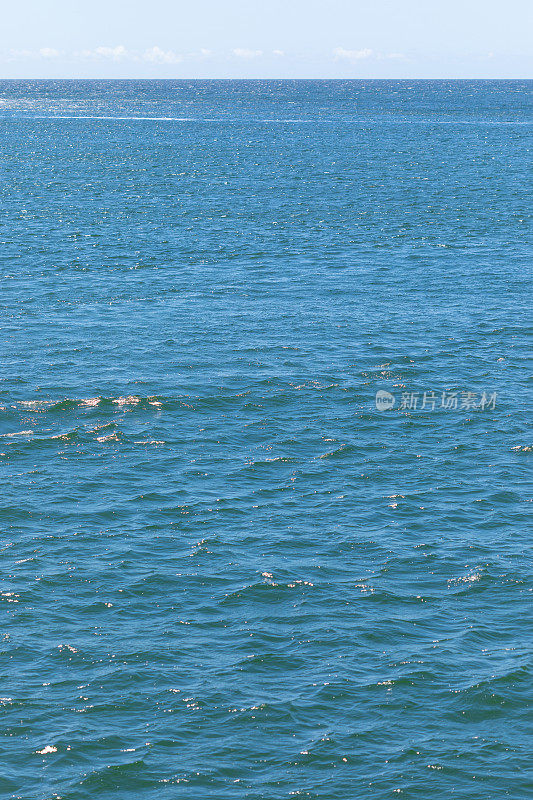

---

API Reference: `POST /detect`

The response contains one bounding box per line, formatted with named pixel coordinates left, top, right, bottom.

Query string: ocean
left=1, top=80, right=531, bottom=799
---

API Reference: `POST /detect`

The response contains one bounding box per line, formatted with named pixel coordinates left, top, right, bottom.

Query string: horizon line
left=1, top=76, right=532, bottom=81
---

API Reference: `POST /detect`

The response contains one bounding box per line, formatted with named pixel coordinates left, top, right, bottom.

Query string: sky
left=1, top=0, right=531, bottom=79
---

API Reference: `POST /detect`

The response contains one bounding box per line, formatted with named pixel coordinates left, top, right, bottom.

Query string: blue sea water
left=0, top=80, right=532, bottom=799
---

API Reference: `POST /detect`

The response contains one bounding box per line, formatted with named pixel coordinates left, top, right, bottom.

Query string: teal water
left=1, top=80, right=532, bottom=799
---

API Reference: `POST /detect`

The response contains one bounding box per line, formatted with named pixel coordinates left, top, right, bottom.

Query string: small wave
left=34, top=115, right=198, bottom=121
left=58, top=644, right=78, bottom=653
left=0, top=592, right=20, bottom=604
left=243, top=455, right=297, bottom=469
left=221, top=578, right=315, bottom=606
left=35, top=745, right=57, bottom=755
left=113, top=396, right=142, bottom=407
left=318, top=443, right=355, bottom=460
left=447, top=570, right=483, bottom=586
left=96, top=432, right=122, bottom=443
left=17, top=400, right=52, bottom=409
left=11, top=395, right=167, bottom=413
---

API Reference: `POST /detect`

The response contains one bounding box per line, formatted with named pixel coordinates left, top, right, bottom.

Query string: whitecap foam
left=96, top=432, right=120, bottom=442
left=113, top=396, right=141, bottom=407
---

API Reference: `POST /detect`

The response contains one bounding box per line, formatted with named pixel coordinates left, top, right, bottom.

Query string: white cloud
left=143, top=46, right=183, bottom=64
left=6, top=48, right=60, bottom=60
left=39, top=48, right=60, bottom=59
left=5, top=44, right=188, bottom=65
left=333, top=47, right=373, bottom=61
left=6, top=49, right=33, bottom=60
left=95, top=45, right=128, bottom=60
left=232, top=48, right=263, bottom=59
left=2, top=44, right=293, bottom=66
left=78, top=45, right=129, bottom=61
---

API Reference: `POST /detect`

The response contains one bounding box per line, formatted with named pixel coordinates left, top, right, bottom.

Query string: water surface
left=1, top=80, right=531, bottom=799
